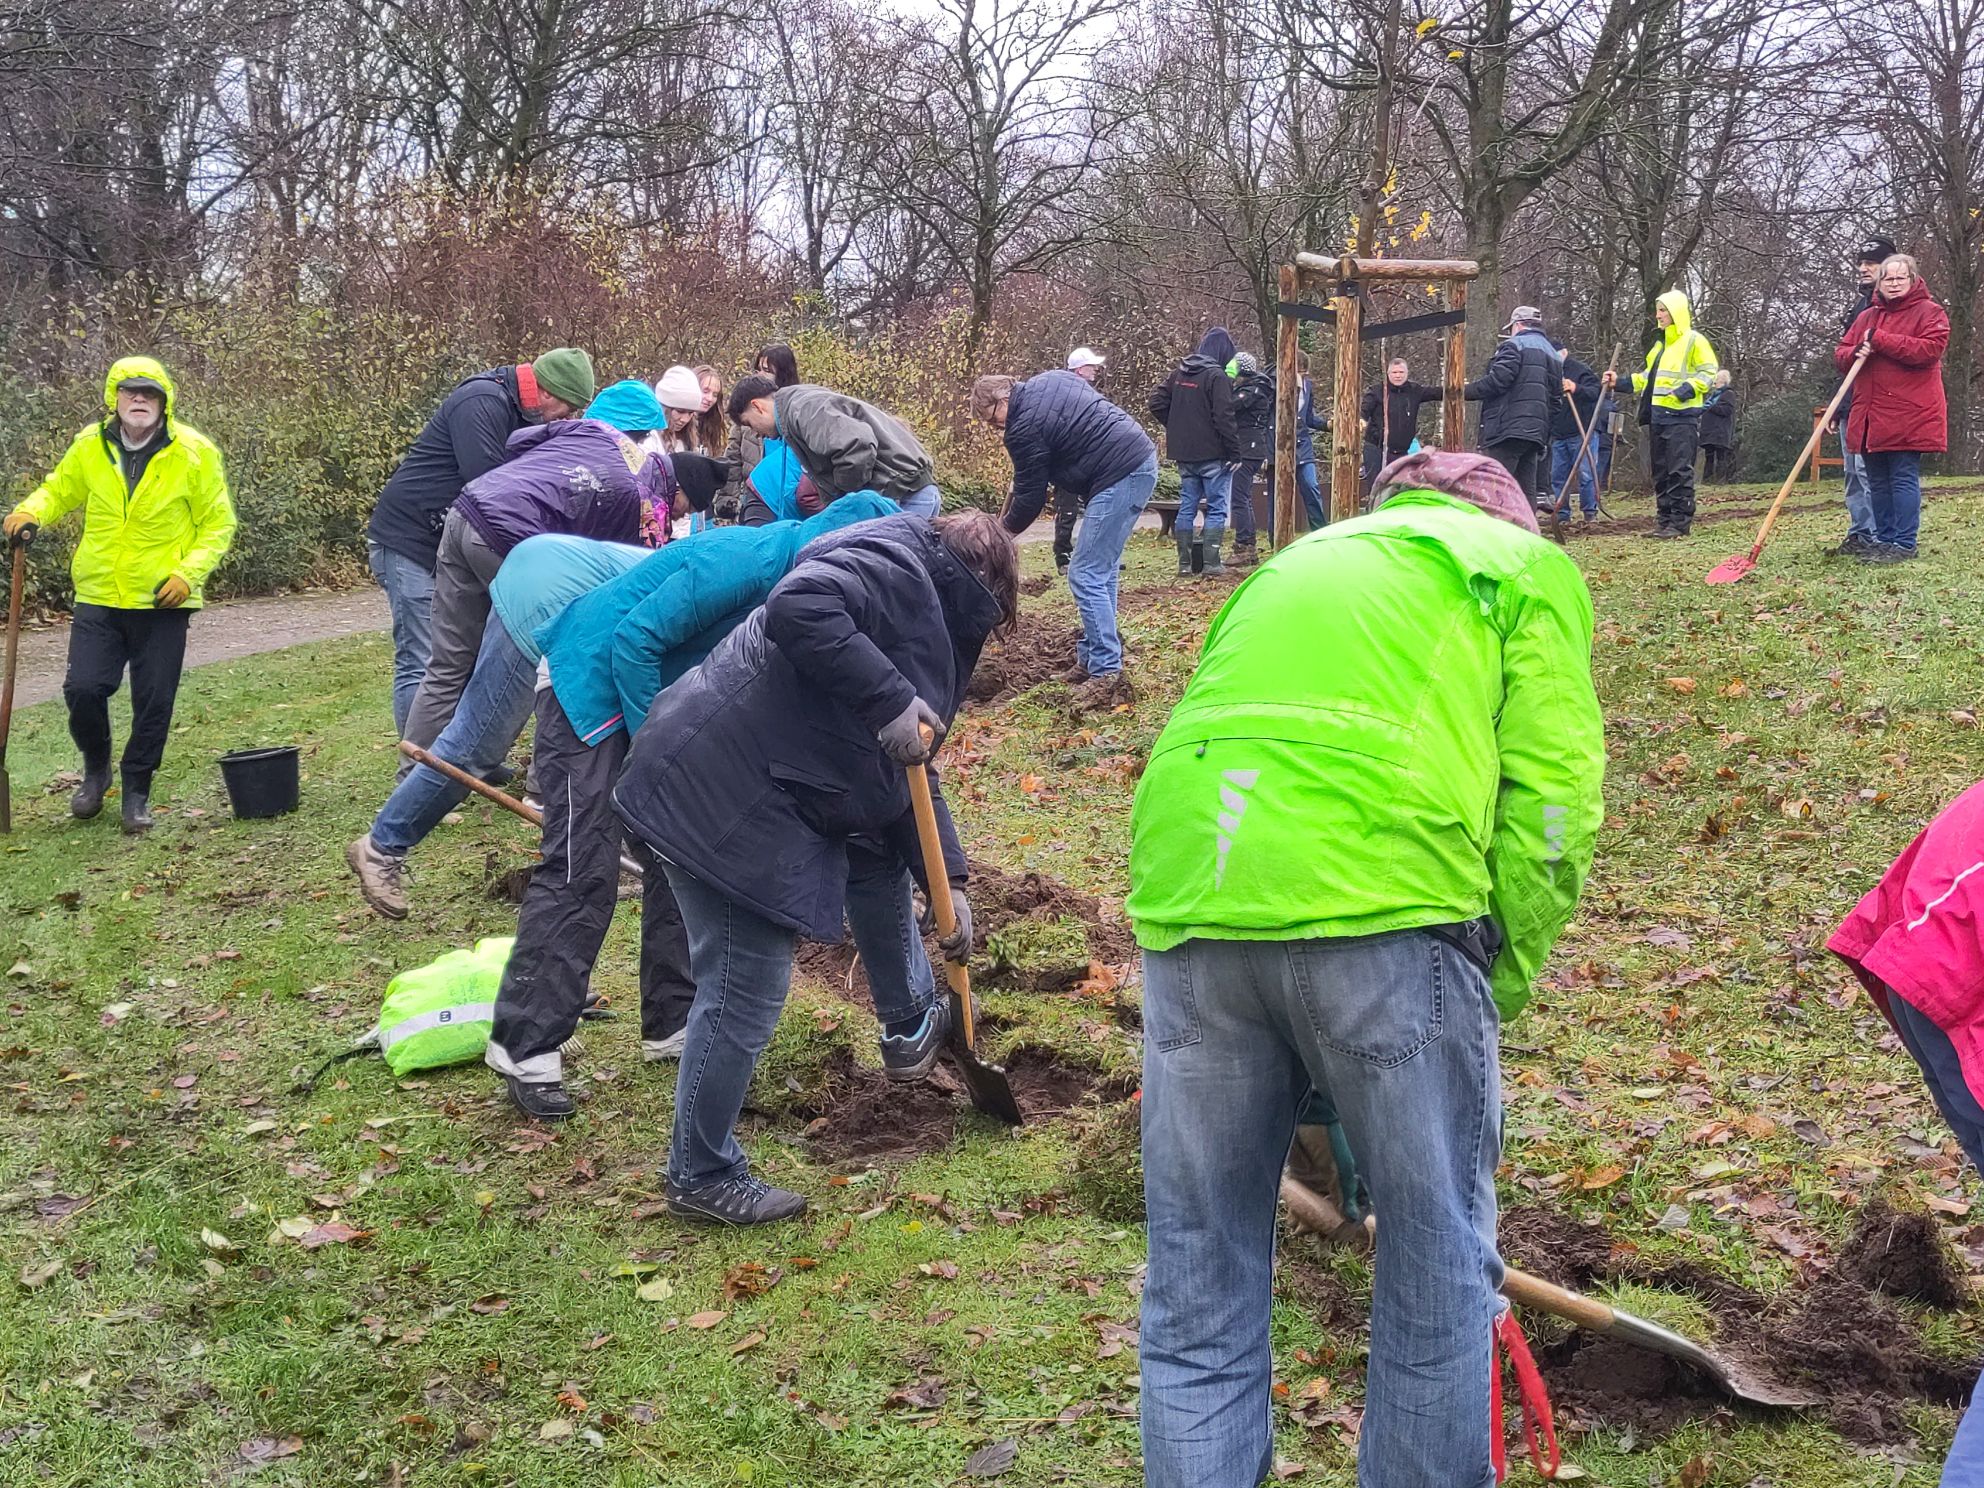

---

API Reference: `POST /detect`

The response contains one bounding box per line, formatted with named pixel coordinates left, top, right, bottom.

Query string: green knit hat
left=531, top=348, right=595, bottom=410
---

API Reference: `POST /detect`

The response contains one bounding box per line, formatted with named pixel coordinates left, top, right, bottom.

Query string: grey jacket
left=772, top=384, right=935, bottom=502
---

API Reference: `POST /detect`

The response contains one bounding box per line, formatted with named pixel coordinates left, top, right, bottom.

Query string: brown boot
left=1071, top=672, right=1135, bottom=714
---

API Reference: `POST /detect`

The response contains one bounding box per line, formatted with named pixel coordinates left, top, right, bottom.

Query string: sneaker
left=70, top=767, right=111, bottom=821
left=346, top=834, right=410, bottom=919
left=1829, top=533, right=1875, bottom=557
left=879, top=996, right=951, bottom=1082
left=666, top=1173, right=807, bottom=1227
left=504, top=1074, right=577, bottom=1120
left=642, top=1029, right=688, bottom=1061
left=1859, top=542, right=1917, bottom=565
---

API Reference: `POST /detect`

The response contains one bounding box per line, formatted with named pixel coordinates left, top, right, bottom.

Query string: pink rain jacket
left=1829, top=780, right=1984, bottom=1107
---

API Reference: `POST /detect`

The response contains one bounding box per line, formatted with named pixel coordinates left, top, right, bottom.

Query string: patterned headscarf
left=1373, top=450, right=1540, bottom=535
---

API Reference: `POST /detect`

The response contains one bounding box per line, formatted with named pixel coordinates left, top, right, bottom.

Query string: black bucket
left=219, top=746, right=300, bottom=819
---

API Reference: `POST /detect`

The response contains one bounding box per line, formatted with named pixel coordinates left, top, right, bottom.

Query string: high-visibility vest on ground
left=376, top=937, right=513, bottom=1075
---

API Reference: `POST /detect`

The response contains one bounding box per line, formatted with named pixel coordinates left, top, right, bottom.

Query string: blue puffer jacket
left=997, top=370, right=1155, bottom=534
left=537, top=493, right=898, bottom=745
left=454, top=419, right=661, bottom=558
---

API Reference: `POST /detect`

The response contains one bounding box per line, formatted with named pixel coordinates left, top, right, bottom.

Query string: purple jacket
left=454, top=419, right=669, bottom=558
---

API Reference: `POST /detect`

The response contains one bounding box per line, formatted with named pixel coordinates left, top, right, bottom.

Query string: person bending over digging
left=1126, top=449, right=1605, bottom=1488
left=1830, top=780, right=1984, bottom=1482
left=725, top=377, right=943, bottom=519
left=613, top=511, right=1018, bottom=1225
left=3, top=357, right=236, bottom=833
left=482, top=494, right=901, bottom=1119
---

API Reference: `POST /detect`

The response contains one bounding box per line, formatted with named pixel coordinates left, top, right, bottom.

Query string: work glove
left=878, top=697, right=944, bottom=764
left=154, top=575, right=191, bottom=609
left=919, top=882, right=974, bottom=963
left=1671, top=381, right=1697, bottom=403
left=2, top=512, right=34, bottom=547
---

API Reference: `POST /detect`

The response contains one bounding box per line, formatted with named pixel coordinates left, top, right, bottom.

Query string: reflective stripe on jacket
left=1629, top=290, right=1719, bottom=416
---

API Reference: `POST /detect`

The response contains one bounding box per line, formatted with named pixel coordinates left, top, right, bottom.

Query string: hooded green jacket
left=13, top=357, right=237, bottom=609
left=1125, top=491, right=1605, bottom=1016
left=1630, top=291, right=1719, bottom=416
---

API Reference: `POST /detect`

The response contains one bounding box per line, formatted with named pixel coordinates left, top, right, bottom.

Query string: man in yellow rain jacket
left=3, top=357, right=236, bottom=832
left=1604, top=289, right=1718, bottom=539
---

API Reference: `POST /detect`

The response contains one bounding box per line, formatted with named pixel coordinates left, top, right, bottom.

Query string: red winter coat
left=1829, top=780, right=1984, bottom=1109
left=1834, top=276, right=1949, bottom=454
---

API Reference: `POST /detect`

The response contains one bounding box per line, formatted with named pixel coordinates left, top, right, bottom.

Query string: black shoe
left=1859, top=542, right=1918, bottom=565
left=1650, top=526, right=1684, bottom=540
left=1829, top=533, right=1875, bottom=557
left=70, top=767, right=111, bottom=820
left=120, top=788, right=153, bottom=835
left=666, top=1173, right=807, bottom=1227
left=504, top=1074, right=576, bottom=1120
left=880, top=996, right=952, bottom=1082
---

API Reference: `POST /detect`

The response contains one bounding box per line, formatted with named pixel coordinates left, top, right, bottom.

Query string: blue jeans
left=1141, top=931, right=1502, bottom=1488
left=1843, top=450, right=1875, bottom=540
left=1177, top=461, right=1231, bottom=535
left=370, top=617, right=538, bottom=855
left=1070, top=455, right=1157, bottom=676
left=665, top=851, right=935, bottom=1190
left=1297, top=460, right=1325, bottom=529
left=900, top=484, right=942, bottom=519
left=367, top=540, right=435, bottom=737
left=1863, top=449, right=1922, bottom=549
left=1550, top=435, right=1597, bottom=516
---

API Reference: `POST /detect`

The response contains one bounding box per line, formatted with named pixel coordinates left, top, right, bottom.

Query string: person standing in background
left=1228, top=352, right=1274, bottom=567
left=3, top=357, right=236, bottom=834
left=1465, top=306, right=1563, bottom=507
left=1360, top=357, right=1437, bottom=498
left=1149, top=328, right=1241, bottom=576
left=1829, top=236, right=1895, bottom=557
left=652, top=366, right=707, bottom=456
left=722, top=344, right=802, bottom=516
left=1067, top=347, right=1106, bottom=384
left=1548, top=344, right=1604, bottom=523
left=1699, top=371, right=1738, bottom=483
left=1603, top=290, right=1718, bottom=540
left=689, top=366, right=727, bottom=459
left=1834, top=253, right=1948, bottom=564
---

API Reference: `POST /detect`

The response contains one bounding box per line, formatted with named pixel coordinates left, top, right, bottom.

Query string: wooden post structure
left=1274, top=263, right=1302, bottom=551
left=1330, top=289, right=1364, bottom=523
left=1442, top=280, right=1469, bottom=450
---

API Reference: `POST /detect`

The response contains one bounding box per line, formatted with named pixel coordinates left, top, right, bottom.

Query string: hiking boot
left=1060, top=663, right=1091, bottom=686
left=667, top=1172, right=808, bottom=1227
left=1650, top=525, right=1684, bottom=540
left=879, top=995, right=951, bottom=1082
left=642, top=1028, right=688, bottom=1061
left=70, top=766, right=111, bottom=821
left=1228, top=540, right=1258, bottom=568
left=121, top=787, right=153, bottom=835
left=1829, top=533, right=1875, bottom=557
left=1071, top=672, right=1135, bottom=714
left=504, top=1074, right=577, bottom=1120
left=346, top=834, right=410, bottom=919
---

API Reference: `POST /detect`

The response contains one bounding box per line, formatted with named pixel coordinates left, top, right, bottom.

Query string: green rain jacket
left=1629, top=290, right=1719, bottom=417
left=13, top=357, right=236, bottom=609
left=1126, top=491, right=1605, bottom=1016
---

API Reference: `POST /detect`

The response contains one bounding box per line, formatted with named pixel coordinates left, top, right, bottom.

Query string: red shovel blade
left=1705, top=552, right=1757, bottom=585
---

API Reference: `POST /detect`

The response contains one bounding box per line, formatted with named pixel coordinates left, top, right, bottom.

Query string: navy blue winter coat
left=1148, top=329, right=1241, bottom=463
left=998, top=370, right=1156, bottom=535
left=370, top=367, right=533, bottom=568
left=614, top=515, right=1000, bottom=939
left=1466, top=330, right=1564, bottom=449
left=1550, top=355, right=1603, bottom=442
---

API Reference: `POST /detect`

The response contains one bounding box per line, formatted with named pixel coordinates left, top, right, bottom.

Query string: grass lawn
left=4, top=477, right=1983, bottom=1486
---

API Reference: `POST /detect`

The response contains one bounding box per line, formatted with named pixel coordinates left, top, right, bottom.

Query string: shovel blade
left=1705, top=552, right=1758, bottom=585
left=946, top=990, right=1023, bottom=1126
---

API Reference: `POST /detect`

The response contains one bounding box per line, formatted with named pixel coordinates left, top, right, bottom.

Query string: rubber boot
left=1201, top=524, right=1226, bottom=575
left=70, top=761, right=112, bottom=821
left=1174, top=526, right=1194, bottom=577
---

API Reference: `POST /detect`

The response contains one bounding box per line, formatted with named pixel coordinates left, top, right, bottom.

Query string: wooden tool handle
left=1500, top=1265, right=1618, bottom=1333
left=1747, top=356, right=1865, bottom=560
left=397, top=740, right=542, bottom=826
left=0, top=546, right=23, bottom=751
left=902, top=737, right=975, bottom=1047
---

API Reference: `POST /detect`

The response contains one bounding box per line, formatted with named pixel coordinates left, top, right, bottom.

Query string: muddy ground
left=964, top=613, right=1085, bottom=706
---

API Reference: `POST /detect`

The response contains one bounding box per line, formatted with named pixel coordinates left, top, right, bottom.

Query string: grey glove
left=919, top=883, right=973, bottom=962
left=878, top=697, right=944, bottom=764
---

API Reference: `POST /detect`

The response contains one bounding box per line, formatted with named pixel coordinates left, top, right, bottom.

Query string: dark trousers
left=64, top=603, right=193, bottom=791
left=1230, top=460, right=1262, bottom=545
left=1052, top=487, right=1081, bottom=569
left=1483, top=439, right=1545, bottom=506
left=486, top=686, right=694, bottom=1081
left=1651, top=417, right=1701, bottom=530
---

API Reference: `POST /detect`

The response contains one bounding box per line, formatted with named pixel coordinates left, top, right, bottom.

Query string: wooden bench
left=1149, top=500, right=1182, bottom=535
left=1806, top=407, right=1844, bottom=483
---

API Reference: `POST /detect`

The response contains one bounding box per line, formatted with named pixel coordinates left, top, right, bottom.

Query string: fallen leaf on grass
left=1677, top=1454, right=1712, bottom=1488
left=1577, top=1165, right=1626, bottom=1190
left=686, top=1310, right=726, bottom=1329
left=1273, top=1463, right=1307, bottom=1481
left=919, top=1260, right=960, bottom=1280
left=723, top=1262, right=781, bottom=1300
left=470, top=1294, right=510, bottom=1315
left=239, top=1436, right=303, bottom=1464
left=965, top=1438, right=1019, bottom=1477
left=199, top=1228, right=238, bottom=1255
left=730, top=1329, right=766, bottom=1355
left=1664, top=676, right=1698, bottom=695
left=886, top=1378, right=950, bottom=1410
left=18, top=1259, right=62, bottom=1289
left=538, top=1418, right=574, bottom=1441
left=1924, top=1193, right=1972, bottom=1216
left=299, top=1222, right=372, bottom=1250
left=636, top=1277, right=675, bottom=1303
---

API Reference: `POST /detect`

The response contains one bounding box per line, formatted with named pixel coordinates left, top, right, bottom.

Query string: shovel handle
left=397, top=740, right=542, bottom=827
left=903, top=741, right=974, bottom=1048
left=1499, top=1264, right=1618, bottom=1333
left=1, top=545, right=23, bottom=750
left=1746, top=356, right=1865, bottom=562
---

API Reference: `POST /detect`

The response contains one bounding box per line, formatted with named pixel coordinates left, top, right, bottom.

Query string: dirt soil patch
left=1493, top=1203, right=1980, bottom=1443
left=799, top=1045, right=1131, bottom=1162
left=965, top=612, right=1083, bottom=706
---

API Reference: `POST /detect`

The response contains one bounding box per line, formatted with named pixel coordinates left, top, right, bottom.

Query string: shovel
left=1280, top=1173, right=1820, bottom=1409
left=1549, top=344, right=1622, bottom=541
left=0, top=539, right=26, bottom=833
left=397, top=739, right=542, bottom=826
left=1707, top=355, right=1864, bottom=585
left=903, top=749, right=1023, bottom=1126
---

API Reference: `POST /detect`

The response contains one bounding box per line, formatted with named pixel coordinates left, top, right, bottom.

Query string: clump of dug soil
left=965, top=613, right=1083, bottom=706
left=1836, top=1198, right=1968, bottom=1308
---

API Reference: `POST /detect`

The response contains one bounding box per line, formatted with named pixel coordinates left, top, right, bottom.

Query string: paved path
left=9, top=588, right=390, bottom=708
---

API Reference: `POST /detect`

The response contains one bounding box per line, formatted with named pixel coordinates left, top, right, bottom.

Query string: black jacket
left=1465, top=332, right=1564, bottom=449
left=1231, top=371, right=1276, bottom=461
left=998, top=371, right=1155, bottom=534
left=1699, top=388, right=1736, bottom=450
left=1149, top=329, right=1241, bottom=463
left=1838, top=282, right=1875, bottom=418
left=1359, top=379, right=1438, bottom=458
left=369, top=367, right=531, bottom=569
left=1549, top=356, right=1603, bottom=442
left=613, top=515, right=999, bottom=940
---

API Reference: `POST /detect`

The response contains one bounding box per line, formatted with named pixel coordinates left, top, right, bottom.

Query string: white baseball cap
left=653, top=365, right=704, bottom=411
left=1067, top=347, right=1106, bottom=371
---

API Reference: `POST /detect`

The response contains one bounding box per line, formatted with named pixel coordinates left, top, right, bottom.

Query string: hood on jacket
left=104, top=356, right=176, bottom=419
left=1878, top=275, right=1935, bottom=312
left=1657, top=290, right=1694, bottom=342
left=793, top=492, right=899, bottom=546
left=1196, top=327, right=1237, bottom=367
